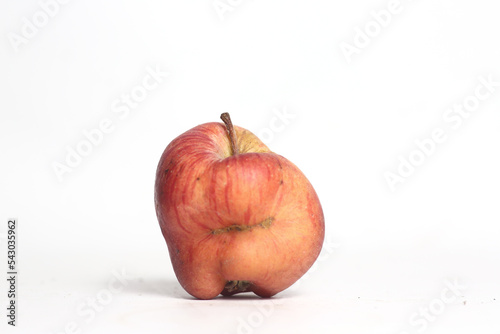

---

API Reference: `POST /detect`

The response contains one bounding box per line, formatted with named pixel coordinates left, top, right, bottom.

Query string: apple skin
left=154, top=121, right=325, bottom=299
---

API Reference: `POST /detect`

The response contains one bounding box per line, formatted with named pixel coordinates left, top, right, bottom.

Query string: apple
left=154, top=113, right=325, bottom=299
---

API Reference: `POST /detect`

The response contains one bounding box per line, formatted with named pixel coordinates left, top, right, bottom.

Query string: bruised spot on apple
left=154, top=113, right=325, bottom=299
left=211, top=217, right=274, bottom=235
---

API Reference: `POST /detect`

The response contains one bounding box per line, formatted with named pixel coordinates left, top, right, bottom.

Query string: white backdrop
left=1, top=1, right=499, bottom=333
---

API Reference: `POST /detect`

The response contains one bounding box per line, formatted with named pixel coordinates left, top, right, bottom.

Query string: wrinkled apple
left=154, top=113, right=325, bottom=299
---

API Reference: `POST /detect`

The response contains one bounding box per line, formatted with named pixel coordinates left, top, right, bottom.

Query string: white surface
left=1, top=1, right=499, bottom=333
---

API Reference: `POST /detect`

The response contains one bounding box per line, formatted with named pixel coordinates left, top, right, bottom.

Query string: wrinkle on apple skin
left=210, top=217, right=274, bottom=235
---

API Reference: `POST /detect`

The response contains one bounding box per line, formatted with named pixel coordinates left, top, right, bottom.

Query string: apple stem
left=220, top=112, right=239, bottom=156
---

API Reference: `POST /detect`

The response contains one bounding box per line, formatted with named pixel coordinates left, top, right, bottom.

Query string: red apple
left=154, top=113, right=325, bottom=299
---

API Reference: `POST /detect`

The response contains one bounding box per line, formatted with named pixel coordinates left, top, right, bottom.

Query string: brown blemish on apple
left=163, top=159, right=174, bottom=176
left=210, top=217, right=274, bottom=235
left=222, top=280, right=251, bottom=295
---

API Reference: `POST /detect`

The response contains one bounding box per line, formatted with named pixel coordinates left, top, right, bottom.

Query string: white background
left=1, top=0, right=499, bottom=333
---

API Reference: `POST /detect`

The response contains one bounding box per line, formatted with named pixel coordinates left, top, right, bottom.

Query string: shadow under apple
left=122, top=276, right=294, bottom=300
left=122, top=277, right=191, bottom=299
